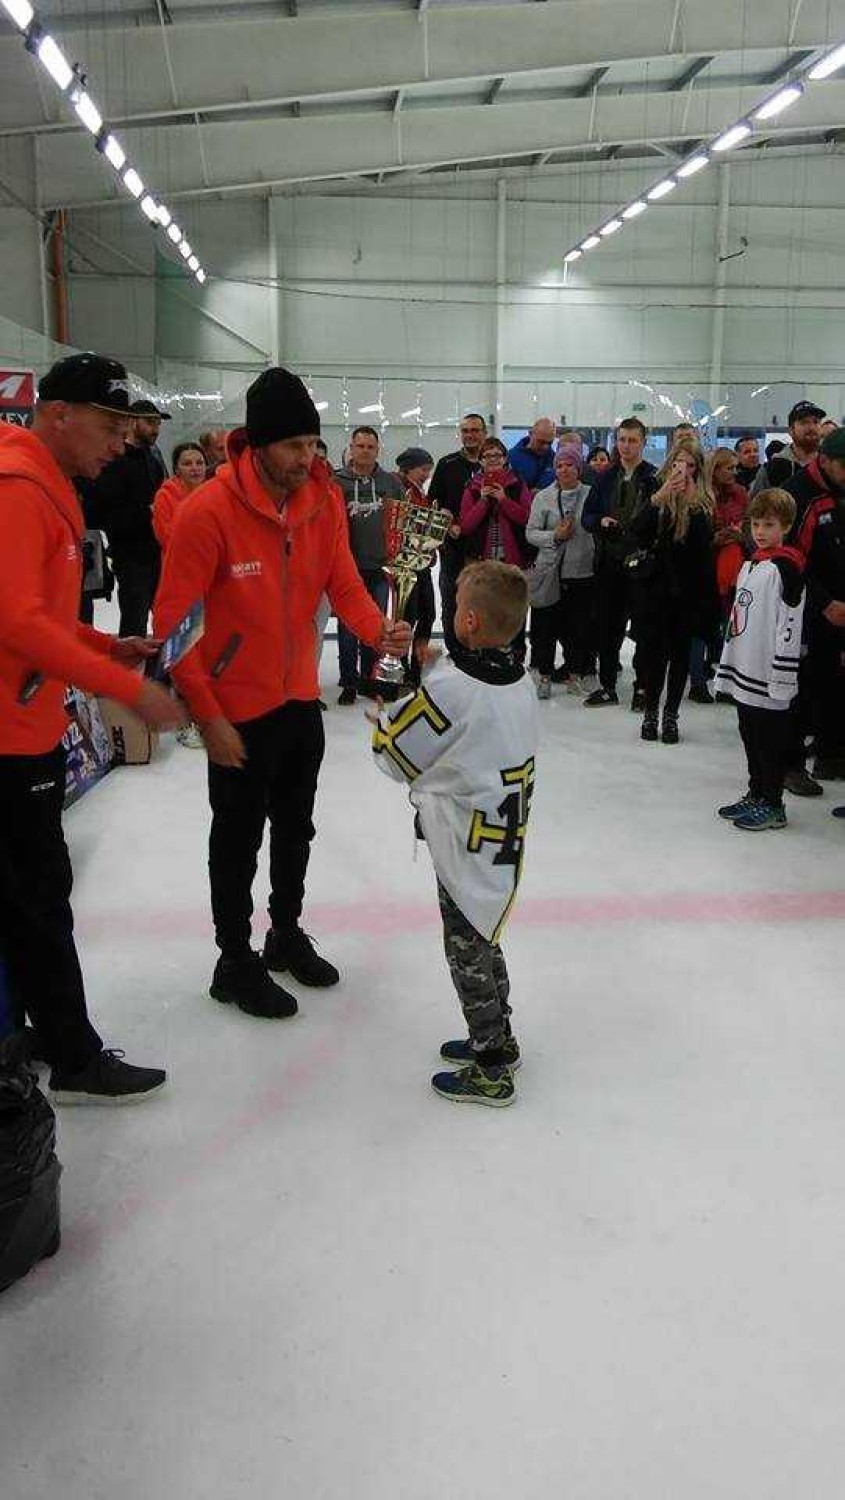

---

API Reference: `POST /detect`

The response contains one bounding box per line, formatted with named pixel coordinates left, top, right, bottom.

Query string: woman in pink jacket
left=459, top=436, right=532, bottom=566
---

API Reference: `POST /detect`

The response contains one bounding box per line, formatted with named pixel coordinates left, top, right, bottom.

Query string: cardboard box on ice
left=97, top=697, right=158, bottom=766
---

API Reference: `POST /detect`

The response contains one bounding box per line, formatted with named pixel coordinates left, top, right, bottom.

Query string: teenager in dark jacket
left=791, top=430, right=845, bottom=780
left=630, top=443, right=718, bottom=744
left=82, top=398, right=170, bottom=636
left=427, top=414, right=486, bottom=653
left=581, top=417, right=659, bottom=708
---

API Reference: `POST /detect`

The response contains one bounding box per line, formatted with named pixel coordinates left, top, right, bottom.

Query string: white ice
left=3, top=642, right=845, bottom=1500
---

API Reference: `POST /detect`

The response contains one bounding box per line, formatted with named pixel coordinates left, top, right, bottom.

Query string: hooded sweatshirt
left=333, top=463, right=404, bottom=574
left=0, top=423, right=147, bottom=755
left=154, top=433, right=385, bottom=724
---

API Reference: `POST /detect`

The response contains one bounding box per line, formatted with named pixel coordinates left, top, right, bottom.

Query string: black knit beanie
left=245, top=368, right=321, bottom=447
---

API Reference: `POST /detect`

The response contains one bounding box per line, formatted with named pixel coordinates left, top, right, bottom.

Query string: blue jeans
left=337, top=571, right=389, bottom=687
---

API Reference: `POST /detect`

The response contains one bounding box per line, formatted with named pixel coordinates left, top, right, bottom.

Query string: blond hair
left=705, top=446, right=738, bottom=493
left=458, top=561, right=529, bottom=644
left=657, top=440, right=714, bottom=540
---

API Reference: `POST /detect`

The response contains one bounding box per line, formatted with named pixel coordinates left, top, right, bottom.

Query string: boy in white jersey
left=372, top=562, right=539, bottom=1106
left=715, top=489, right=805, bottom=831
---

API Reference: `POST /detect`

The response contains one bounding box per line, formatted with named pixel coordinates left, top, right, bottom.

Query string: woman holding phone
left=629, top=442, right=717, bottom=744
left=460, top=436, right=532, bottom=657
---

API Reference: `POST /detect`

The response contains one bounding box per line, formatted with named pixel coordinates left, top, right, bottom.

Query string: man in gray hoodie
left=334, top=426, right=404, bottom=703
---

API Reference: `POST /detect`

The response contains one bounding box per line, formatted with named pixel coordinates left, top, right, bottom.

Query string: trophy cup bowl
left=374, top=501, right=453, bottom=689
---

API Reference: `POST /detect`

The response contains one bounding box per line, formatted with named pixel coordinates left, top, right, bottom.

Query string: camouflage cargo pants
left=437, top=880, right=512, bottom=1053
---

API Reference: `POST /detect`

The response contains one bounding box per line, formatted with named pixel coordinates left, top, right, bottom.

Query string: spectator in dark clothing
left=81, top=397, right=170, bottom=637
left=789, top=429, right=845, bottom=782
left=508, top=417, right=557, bottom=494
left=751, top=402, right=825, bottom=496
left=734, top=436, right=761, bottom=491
left=581, top=417, right=659, bottom=709
left=334, top=426, right=403, bottom=704
left=630, top=443, right=718, bottom=745
left=427, top=413, right=487, bottom=653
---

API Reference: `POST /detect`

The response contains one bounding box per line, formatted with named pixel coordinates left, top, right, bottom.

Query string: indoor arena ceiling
left=0, top=0, right=843, bottom=207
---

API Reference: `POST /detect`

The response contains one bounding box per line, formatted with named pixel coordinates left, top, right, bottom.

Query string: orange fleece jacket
left=0, top=424, right=147, bottom=755
left=152, top=475, right=191, bottom=550
left=154, top=434, right=385, bottom=724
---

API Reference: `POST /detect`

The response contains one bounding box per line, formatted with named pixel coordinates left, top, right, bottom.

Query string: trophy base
left=373, top=656, right=407, bottom=688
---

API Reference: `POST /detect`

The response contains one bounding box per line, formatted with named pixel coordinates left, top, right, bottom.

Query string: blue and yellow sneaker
left=431, top=1062, right=515, bottom=1107
left=718, top=794, right=757, bottom=821
left=439, top=1036, right=521, bottom=1071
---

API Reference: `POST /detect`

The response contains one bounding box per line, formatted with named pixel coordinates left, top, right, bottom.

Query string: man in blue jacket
left=508, top=417, right=557, bottom=493
left=581, top=417, right=659, bottom=709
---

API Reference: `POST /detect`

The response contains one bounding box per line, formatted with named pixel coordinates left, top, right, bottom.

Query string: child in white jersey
left=715, top=489, right=805, bottom=831
left=371, top=561, right=539, bottom=1106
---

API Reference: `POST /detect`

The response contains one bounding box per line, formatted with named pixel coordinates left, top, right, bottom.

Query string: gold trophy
left=374, top=495, right=453, bottom=688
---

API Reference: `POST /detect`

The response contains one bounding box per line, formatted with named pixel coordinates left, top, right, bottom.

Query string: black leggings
left=638, top=623, right=692, bottom=717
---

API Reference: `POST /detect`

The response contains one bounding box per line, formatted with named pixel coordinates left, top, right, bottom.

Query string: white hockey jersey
left=715, top=554, right=805, bottom=711
left=372, top=653, right=539, bottom=942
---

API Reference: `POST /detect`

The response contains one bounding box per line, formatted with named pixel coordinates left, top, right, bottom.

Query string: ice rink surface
left=3, top=651, right=845, bottom=1500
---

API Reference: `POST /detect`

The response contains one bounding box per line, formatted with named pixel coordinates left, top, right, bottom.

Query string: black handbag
left=623, top=547, right=658, bottom=581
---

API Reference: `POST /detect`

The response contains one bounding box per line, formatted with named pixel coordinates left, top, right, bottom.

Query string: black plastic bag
left=0, top=1034, right=62, bottom=1295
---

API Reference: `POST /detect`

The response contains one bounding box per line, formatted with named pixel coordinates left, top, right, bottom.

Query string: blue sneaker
left=718, top=794, right=757, bottom=821
left=733, top=801, right=787, bottom=832
left=431, top=1062, right=515, bottom=1107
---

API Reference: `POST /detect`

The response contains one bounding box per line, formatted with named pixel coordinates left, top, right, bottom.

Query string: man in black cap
left=155, top=367, right=411, bottom=1019
left=0, top=353, right=184, bottom=1103
left=750, top=402, right=825, bottom=497
left=83, top=396, right=172, bottom=637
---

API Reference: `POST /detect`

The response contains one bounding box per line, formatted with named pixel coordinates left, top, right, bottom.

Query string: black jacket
left=581, top=460, right=660, bottom=568
left=629, top=503, right=718, bottom=638
left=427, top=449, right=481, bottom=578
left=791, top=460, right=845, bottom=617
left=81, top=442, right=167, bottom=565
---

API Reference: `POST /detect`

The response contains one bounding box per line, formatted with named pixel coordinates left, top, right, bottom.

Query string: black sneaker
left=641, top=713, right=659, bottom=742
left=688, top=685, right=714, bottom=705
left=210, top=952, right=298, bottom=1018
left=263, top=928, right=340, bottom=988
left=337, top=687, right=357, bottom=706
left=49, top=1048, right=166, bottom=1105
left=630, top=685, right=646, bottom=713
left=661, top=712, right=679, bottom=744
left=584, top=687, right=619, bottom=707
left=439, top=1036, right=521, bottom=1071
left=784, top=768, right=824, bottom=798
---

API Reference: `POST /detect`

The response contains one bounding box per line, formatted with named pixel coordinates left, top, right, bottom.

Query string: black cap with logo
left=38, top=353, right=131, bottom=413
left=788, top=400, right=826, bottom=425
left=128, top=398, right=171, bottom=420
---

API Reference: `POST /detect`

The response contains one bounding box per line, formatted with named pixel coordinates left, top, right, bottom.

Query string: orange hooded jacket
left=154, top=432, right=385, bottom=724
left=0, top=423, right=147, bottom=755
left=152, top=475, right=191, bottom=550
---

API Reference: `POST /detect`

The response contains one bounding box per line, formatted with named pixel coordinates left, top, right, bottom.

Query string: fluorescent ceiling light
left=315, top=401, right=328, bottom=412
left=622, top=200, right=647, bottom=219
left=187, top=255, right=200, bottom=272
left=600, top=219, right=622, bottom=236
left=196, top=269, right=206, bottom=284
left=400, top=406, right=422, bottom=418
left=123, top=167, right=144, bottom=197
left=712, top=122, right=752, bottom=152
left=580, top=235, right=601, bottom=250
left=103, top=134, right=126, bottom=171
left=157, top=205, right=172, bottom=228
left=754, top=83, right=804, bottom=120
left=2, top=0, right=34, bottom=30
left=179, top=241, right=192, bottom=259
left=37, top=34, right=74, bottom=90
left=647, top=178, right=676, bottom=200
left=809, top=42, right=845, bottom=80
left=140, top=195, right=159, bottom=221
left=564, top=249, right=582, bottom=263
left=359, top=403, right=382, bottom=413
left=167, top=222, right=182, bottom=243
left=677, top=153, right=709, bottom=178
left=73, top=91, right=103, bottom=136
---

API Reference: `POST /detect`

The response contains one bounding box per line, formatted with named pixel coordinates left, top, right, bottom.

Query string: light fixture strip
left=562, top=43, right=841, bottom=264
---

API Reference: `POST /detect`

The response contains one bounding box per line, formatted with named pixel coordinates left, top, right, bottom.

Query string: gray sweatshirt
left=334, top=463, right=404, bottom=573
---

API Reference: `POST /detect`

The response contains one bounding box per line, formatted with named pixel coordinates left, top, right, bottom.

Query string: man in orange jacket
left=155, top=368, right=410, bottom=1018
left=0, top=353, right=186, bottom=1103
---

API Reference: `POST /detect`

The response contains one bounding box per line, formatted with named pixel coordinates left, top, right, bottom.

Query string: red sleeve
left=76, top=622, right=117, bottom=655
left=152, top=493, right=172, bottom=549
left=795, top=498, right=825, bottom=563
left=498, top=480, right=532, bottom=525
left=0, top=481, right=146, bottom=708
left=153, top=501, right=224, bottom=721
left=325, top=492, right=385, bottom=647
left=460, top=483, right=489, bottom=534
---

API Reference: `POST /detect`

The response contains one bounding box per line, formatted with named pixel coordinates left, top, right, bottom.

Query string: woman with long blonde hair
left=628, top=442, right=718, bottom=743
